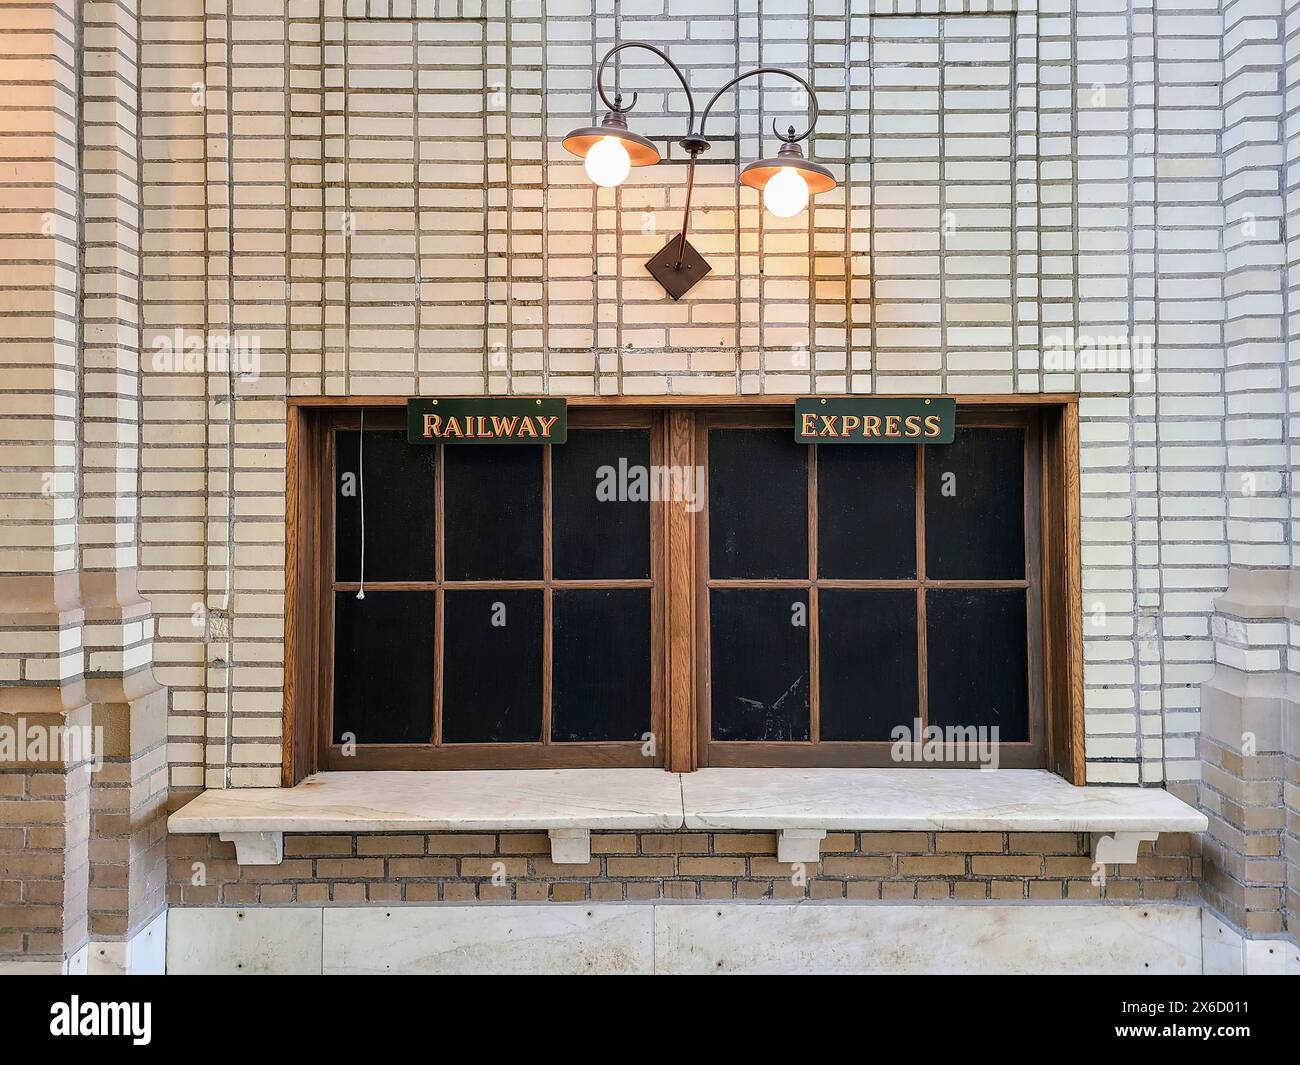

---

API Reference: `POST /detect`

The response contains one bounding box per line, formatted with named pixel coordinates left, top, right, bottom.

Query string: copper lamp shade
left=738, top=140, right=836, bottom=196
left=562, top=111, right=661, bottom=167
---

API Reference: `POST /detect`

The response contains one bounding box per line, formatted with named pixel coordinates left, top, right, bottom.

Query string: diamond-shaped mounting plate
left=645, top=236, right=711, bottom=300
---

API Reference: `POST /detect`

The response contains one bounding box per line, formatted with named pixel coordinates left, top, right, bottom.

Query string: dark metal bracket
left=646, top=234, right=712, bottom=301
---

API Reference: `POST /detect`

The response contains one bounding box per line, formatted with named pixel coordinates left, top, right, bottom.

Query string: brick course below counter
left=167, top=830, right=1202, bottom=906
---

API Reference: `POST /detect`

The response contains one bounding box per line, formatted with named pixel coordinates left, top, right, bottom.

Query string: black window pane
left=552, top=589, right=651, bottom=742
left=442, top=590, right=543, bottom=743
left=708, top=428, right=808, bottom=579
left=333, top=591, right=435, bottom=744
left=553, top=428, right=652, bottom=580
left=710, top=588, right=809, bottom=741
left=926, top=588, right=1028, bottom=742
left=819, top=589, right=918, bottom=741
left=443, top=445, right=543, bottom=580
left=818, top=446, right=916, bottom=579
left=335, top=430, right=437, bottom=582
left=925, top=427, right=1025, bottom=579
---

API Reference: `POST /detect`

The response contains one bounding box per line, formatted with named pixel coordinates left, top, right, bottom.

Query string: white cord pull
left=356, top=408, right=366, bottom=600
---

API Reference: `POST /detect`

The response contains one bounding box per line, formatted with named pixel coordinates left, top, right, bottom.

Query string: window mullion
left=664, top=409, right=697, bottom=772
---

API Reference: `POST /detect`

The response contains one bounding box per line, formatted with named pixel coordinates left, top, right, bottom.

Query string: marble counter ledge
left=167, top=768, right=686, bottom=866
left=680, top=768, right=1208, bottom=863
left=680, top=767, right=1208, bottom=833
left=168, top=766, right=1208, bottom=868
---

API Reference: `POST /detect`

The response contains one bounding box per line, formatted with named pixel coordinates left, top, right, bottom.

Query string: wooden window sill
left=168, top=767, right=1206, bottom=867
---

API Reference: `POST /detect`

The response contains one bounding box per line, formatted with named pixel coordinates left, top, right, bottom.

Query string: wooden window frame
left=290, top=405, right=665, bottom=774
left=694, top=406, right=1044, bottom=769
left=284, top=396, right=1083, bottom=785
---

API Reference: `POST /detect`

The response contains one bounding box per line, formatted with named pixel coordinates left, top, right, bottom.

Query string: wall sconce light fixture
left=562, top=42, right=837, bottom=300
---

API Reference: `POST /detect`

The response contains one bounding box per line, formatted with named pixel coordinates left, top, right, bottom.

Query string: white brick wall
left=0, top=0, right=86, bottom=689
left=1284, top=2, right=1300, bottom=686
left=138, top=0, right=210, bottom=782
left=54, top=0, right=1264, bottom=790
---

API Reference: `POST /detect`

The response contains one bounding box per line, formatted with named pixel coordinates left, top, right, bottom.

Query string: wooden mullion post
left=664, top=410, right=697, bottom=772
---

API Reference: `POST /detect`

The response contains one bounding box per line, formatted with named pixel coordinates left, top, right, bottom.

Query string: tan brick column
left=0, top=0, right=167, bottom=972
left=1198, top=570, right=1298, bottom=938
left=1199, top=1, right=1299, bottom=957
left=78, top=0, right=169, bottom=967
left=0, top=0, right=94, bottom=971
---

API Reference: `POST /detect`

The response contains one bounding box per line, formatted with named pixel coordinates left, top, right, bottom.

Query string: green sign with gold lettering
left=795, top=397, right=955, bottom=444
left=407, top=398, right=567, bottom=445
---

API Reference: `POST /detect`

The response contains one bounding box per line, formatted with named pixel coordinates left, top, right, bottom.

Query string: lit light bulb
left=763, top=166, right=810, bottom=218
left=584, top=136, right=631, bottom=188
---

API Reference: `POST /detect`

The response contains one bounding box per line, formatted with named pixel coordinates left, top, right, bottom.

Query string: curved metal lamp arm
left=595, top=41, right=696, bottom=130
left=586, top=45, right=822, bottom=296
left=698, top=66, right=820, bottom=143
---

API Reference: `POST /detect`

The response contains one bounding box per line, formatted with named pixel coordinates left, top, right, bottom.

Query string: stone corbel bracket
left=777, top=829, right=827, bottom=863
left=548, top=828, right=591, bottom=864
left=1093, top=830, right=1160, bottom=867
left=220, top=831, right=284, bottom=866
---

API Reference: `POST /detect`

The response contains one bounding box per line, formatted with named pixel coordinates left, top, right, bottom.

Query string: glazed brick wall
left=126, top=0, right=1230, bottom=798
left=167, top=828, right=1202, bottom=906
left=1282, top=0, right=1300, bottom=948
left=16, top=0, right=1300, bottom=958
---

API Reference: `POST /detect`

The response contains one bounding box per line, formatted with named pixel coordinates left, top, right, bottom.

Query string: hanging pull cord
left=356, top=408, right=366, bottom=600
